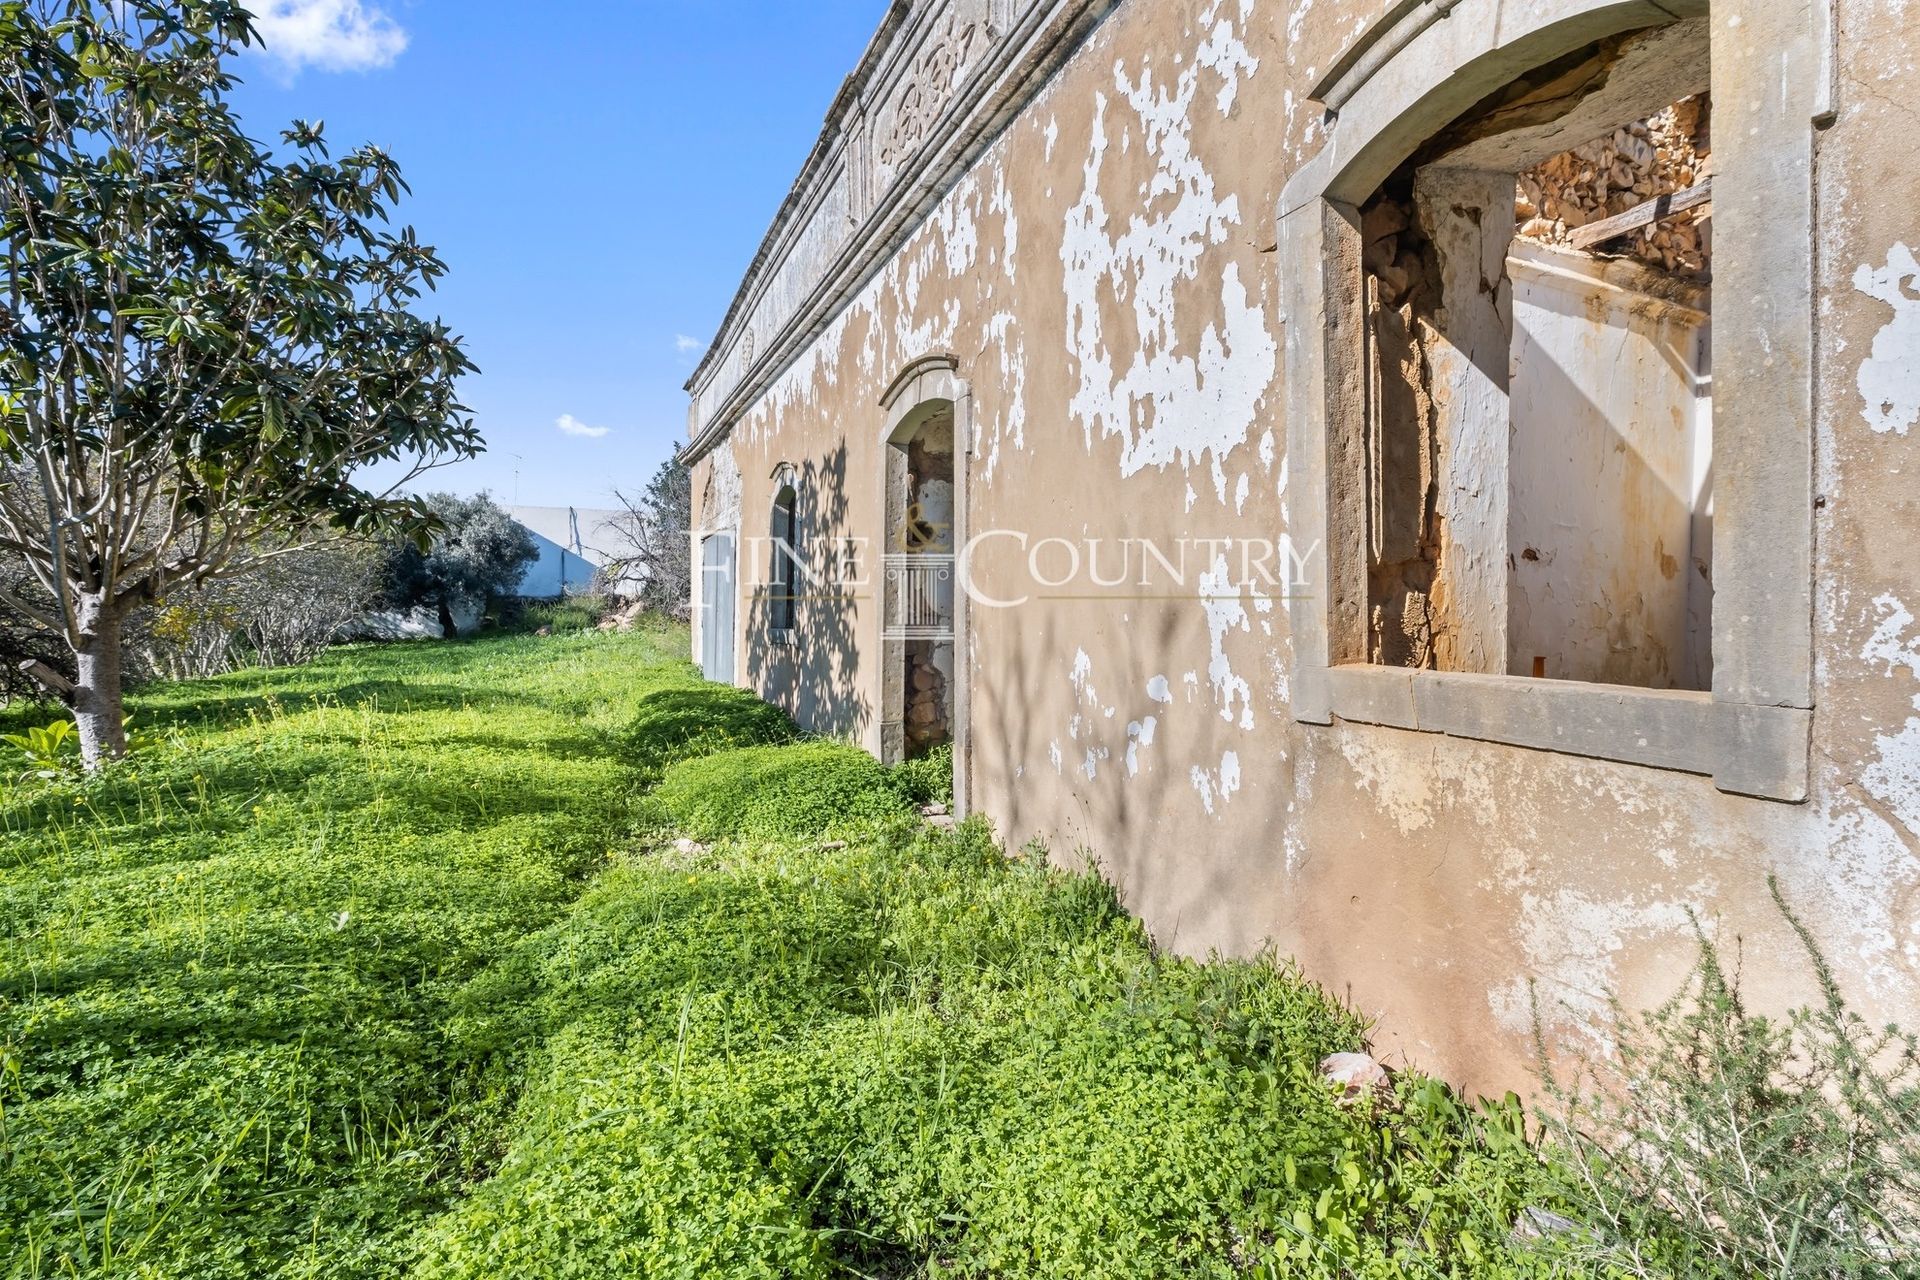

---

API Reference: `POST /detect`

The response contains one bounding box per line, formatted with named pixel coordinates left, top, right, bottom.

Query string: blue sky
left=228, top=0, right=883, bottom=509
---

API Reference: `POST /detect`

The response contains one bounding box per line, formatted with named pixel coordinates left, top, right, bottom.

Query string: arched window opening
left=885, top=404, right=956, bottom=761
left=769, top=479, right=799, bottom=639
left=1280, top=0, right=1816, bottom=800
left=1357, top=20, right=1712, bottom=691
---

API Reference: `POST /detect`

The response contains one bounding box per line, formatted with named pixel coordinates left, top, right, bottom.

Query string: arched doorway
left=878, top=356, right=972, bottom=813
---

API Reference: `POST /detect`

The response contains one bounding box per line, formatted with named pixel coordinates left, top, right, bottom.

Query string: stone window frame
left=1276, top=0, right=1818, bottom=802
left=768, top=463, right=801, bottom=648
left=877, top=354, right=973, bottom=815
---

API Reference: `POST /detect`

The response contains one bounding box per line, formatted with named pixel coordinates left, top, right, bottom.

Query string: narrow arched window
left=770, top=480, right=799, bottom=638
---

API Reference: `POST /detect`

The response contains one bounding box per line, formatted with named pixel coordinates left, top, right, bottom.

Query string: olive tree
left=0, top=1, right=480, bottom=766
left=375, top=492, right=536, bottom=639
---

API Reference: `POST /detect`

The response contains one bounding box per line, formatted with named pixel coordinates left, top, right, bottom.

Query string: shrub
left=1, top=716, right=78, bottom=780
left=1534, top=879, right=1920, bottom=1278
left=648, top=741, right=915, bottom=840
left=519, top=595, right=610, bottom=635
left=617, top=685, right=797, bottom=784
left=375, top=492, right=540, bottom=639
left=891, top=740, right=954, bottom=808
left=130, top=539, right=381, bottom=679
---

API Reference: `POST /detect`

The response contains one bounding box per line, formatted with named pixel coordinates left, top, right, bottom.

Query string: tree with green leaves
left=375, top=492, right=536, bottom=639
left=0, top=1, right=480, bottom=767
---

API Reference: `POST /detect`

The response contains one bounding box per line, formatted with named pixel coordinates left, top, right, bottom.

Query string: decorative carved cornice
left=680, top=0, right=1117, bottom=466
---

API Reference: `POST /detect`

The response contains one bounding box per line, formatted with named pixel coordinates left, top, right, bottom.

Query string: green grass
left=642, top=740, right=918, bottom=841
left=0, top=627, right=702, bottom=1278
left=616, top=682, right=796, bottom=785
left=0, top=630, right=1592, bottom=1279
left=411, top=820, right=1571, bottom=1280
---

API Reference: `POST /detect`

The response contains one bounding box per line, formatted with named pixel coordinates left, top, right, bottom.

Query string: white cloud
left=555, top=414, right=612, bottom=440
left=674, top=334, right=703, bottom=354
left=251, top=0, right=409, bottom=76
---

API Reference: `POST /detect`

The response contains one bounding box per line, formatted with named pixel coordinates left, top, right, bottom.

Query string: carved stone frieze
left=878, top=12, right=987, bottom=169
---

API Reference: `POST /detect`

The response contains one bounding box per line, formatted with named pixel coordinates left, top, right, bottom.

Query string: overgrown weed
left=1535, top=881, right=1920, bottom=1278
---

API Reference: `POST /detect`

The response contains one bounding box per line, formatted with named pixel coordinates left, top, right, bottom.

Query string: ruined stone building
left=682, top=0, right=1920, bottom=1088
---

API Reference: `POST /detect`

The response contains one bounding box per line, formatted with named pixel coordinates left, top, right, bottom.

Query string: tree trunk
left=72, top=598, right=129, bottom=770
left=437, top=597, right=458, bottom=640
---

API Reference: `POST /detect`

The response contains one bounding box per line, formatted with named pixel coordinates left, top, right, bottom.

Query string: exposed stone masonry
left=1359, top=179, right=1447, bottom=670
left=1515, top=95, right=1712, bottom=278
left=905, top=641, right=951, bottom=757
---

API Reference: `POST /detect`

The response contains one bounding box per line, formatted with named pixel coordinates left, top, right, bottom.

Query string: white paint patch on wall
left=1199, top=557, right=1255, bottom=729
left=1067, top=648, right=1122, bottom=782
left=1084, top=746, right=1110, bottom=780
left=1190, top=750, right=1242, bottom=815
left=989, top=165, right=1019, bottom=272
left=1854, top=243, right=1920, bottom=436
left=1196, top=0, right=1259, bottom=113
left=1861, top=594, right=1920, bottom=839
left=1126, top=715, right=1158, bottom=775
left=1488, top=890, right=1697, bottom=1051
left=1800, top=794, right=1920, bottom=992
left=1071, top=647, right=1096, bottom=697
left=982, top=312, right=1028, bottom=482
left=1335, top=725, right=1508, bottom=840
left=1339, top=734, right=1437, bottom=836
left=1060, top=10, right=1275, bottom=501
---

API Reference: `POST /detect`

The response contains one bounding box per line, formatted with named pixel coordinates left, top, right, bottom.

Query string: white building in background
left=505, top=506, right=643, bottom=599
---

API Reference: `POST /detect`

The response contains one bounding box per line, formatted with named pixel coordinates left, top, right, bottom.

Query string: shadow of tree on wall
left=976, top=600, right=1182, bottom=840
left=969, top=566, right=1302, bottom=961
left=744, top=441, right=872, bottom=744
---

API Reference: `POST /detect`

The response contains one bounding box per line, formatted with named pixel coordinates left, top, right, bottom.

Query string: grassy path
left=0, top=630, right=697, bottom=1278
left=2, top=630, right=1589, bottom=1280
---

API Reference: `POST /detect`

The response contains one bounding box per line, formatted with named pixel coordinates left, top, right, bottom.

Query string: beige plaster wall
left=689, top=0, right=1920, bottom=1093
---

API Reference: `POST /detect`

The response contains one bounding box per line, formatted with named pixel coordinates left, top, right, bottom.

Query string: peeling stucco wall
left=685, top=0, right=1920, bottom=1092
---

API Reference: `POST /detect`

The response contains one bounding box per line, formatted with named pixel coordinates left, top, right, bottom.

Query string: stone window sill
left=1296, top=665, right=1809, bottom=803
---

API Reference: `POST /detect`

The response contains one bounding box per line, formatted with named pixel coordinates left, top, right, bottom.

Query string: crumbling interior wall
left=1358, top=168, right=1513, bottom=674
left=904, top=639, right=953, bottom=756
left=1515, top=96, right=1711, bottom=278
left=1360, top=70, right=1715, bottom=689
left=1507, top=97, right=1715, bottom=689
left=1360, top=178, right=1444, bottom=669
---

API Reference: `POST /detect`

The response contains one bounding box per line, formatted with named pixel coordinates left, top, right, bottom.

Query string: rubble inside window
left=1359, top=39, right=1715, bottom=691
